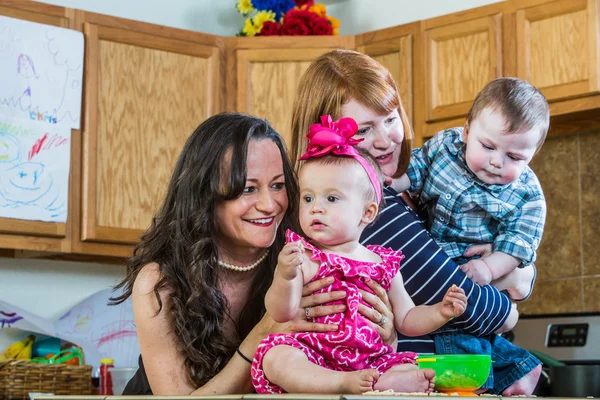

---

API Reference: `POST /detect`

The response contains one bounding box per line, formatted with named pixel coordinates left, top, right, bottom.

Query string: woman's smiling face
left=214, top=139, right=289, bottom=255
left=340, top=99, right=404, bottom=178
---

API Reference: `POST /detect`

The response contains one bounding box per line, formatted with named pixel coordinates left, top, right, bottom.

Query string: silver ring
left=377, top=315, right=388, bottom=326
left=305, top=307, right=311, bottom=319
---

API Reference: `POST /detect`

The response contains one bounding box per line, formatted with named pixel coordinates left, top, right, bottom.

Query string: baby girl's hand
left=440, top=284, right=467, bottom=320
left=460, top=259, right=492, bottom=286
left=277, top=241, right=305, bottom=281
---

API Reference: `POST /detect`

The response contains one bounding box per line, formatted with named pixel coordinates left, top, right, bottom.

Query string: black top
left=122, top=355, right=152, bottom=395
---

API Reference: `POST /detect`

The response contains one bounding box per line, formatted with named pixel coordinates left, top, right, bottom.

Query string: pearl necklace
left=218, top=250, right=269, bottom=272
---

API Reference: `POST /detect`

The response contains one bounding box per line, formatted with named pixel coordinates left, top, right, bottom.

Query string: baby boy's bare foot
left=374, top=366, right=436, bottom=394
left=501, top=364, right=542, bottom=396
left=341, top=368, right=380, bottom=393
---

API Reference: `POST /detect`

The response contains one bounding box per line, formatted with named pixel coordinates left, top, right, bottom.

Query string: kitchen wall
left=0, top=258, right=125, bottom=349
left=329, top=0, right=504, bottom=35
left=34, top=0, right=504, bottom=35
left=521, top=130, right=600, bottom=315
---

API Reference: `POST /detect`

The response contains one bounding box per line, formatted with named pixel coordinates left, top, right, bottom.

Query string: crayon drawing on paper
left=0, top=117, right=70, bottom=222
left=0, top=15, right=84, bottom=129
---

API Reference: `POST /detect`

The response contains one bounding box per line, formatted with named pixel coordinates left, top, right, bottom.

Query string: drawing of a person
left=17, top=54, right=37, bottom=79
left=16, top=54, right=37, bottom=112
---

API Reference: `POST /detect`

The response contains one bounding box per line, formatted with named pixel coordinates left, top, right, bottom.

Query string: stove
left=510, top=312, right=600, bottom=397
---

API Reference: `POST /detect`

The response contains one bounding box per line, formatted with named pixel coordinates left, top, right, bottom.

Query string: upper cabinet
left=234, top=37, right=354, bottom=146
left=0, top=1, right=75, bottom=252
left=357, top=23, right=418, bottom=128
left=421, top=4, right=506, bottom=125
left=515, top=0, right=600, bottom=104
left=76, top=13, right=222, bottom=255
left=415, top=0, right=600, bottom=141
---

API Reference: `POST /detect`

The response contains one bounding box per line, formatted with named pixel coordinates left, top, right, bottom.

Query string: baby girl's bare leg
left=263, top=345, right=379, bottom=394
left=492, top=264, right=535, bottom=301
left=373, top=364, right=436, bottom=394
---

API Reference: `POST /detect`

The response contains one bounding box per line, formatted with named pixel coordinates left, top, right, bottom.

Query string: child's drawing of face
left=0, top=162, right=52, bottom=204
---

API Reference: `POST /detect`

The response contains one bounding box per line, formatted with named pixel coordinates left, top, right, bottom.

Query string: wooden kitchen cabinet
left=75, top=12, right=223, bottom=256
left=0, top=1, right=76, bottom=252
left=357, top=23, right=419, bottom=142
left=515, top=0, right=600, bottom=105
left=234, top=37, right=354, bottom=146
left=421, top=3, right=507, bottom=126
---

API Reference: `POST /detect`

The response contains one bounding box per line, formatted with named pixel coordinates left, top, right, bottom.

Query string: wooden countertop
left=36, top=394, right=583, bottom=400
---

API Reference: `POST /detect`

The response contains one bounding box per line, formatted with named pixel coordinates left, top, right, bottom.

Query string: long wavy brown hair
left=291, top=49, right=413, bottom=177
left=111, top=113, right=299, bottom=387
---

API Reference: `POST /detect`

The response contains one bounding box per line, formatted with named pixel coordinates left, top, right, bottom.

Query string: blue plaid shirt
left=407, top=128, right=546, bottom=266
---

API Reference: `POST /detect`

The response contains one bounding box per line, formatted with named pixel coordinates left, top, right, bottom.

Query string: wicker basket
left=0, top=360, right=92, bottom=400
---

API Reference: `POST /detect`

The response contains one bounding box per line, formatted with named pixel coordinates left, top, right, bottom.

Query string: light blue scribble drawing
left=0, top=128, right=67, bottom=221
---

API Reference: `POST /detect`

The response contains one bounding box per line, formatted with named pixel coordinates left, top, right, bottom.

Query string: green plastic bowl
left=416, top=354, right=491, bottom=392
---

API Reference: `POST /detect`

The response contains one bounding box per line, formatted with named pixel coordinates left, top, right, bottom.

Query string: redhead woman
left=289, top=50, right=541, bottom=396
left=111, top=113, right=396, bottom=395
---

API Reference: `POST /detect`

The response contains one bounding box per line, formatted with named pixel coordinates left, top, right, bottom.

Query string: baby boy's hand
left=384, top=173, right=411, bottom=193
left=440, top=284, right=467, bottom=320
left=460, top=259, right=492, bottom=286
left=277, top=241, right=305, bottom=281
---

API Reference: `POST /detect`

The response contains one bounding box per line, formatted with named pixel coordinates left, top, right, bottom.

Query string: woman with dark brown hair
left=289, top=50, right=541, bottom=396
left=111, top=112, right=396, bottom=395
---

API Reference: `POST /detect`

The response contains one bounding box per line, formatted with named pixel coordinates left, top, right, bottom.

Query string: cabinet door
left=516, top=0, right=599, bottom=102
left=423, top=8, right=504, bottom=123
left=0, top=1, right=75, bottom=251
left=236, top=47, right=344, bottom=147
left=358, top=25, right=416, bottom=129
left=81, top=22, right=221, bottom=247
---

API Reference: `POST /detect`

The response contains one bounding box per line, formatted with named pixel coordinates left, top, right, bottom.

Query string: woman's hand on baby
left=359, top=279, right=397, bottom=346
left=284, top=276, right=346, bottom=334
left=277, top=241, right=305, bottom=280
left=262, top=277, right=346, bottom=336
left=440, top=284, right=467, bottom=320
left=460, top=259, right=492, bottom=286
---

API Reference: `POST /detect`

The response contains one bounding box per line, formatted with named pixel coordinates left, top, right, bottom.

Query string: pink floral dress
left=251, top=230, right=418, bottom=394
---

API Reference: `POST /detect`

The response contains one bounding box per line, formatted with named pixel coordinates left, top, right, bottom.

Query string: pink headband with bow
left=299, top=115, right=382, bottom=204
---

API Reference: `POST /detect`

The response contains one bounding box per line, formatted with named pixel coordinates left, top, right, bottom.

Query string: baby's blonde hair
left=300, top=149, right=384, bottom=210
